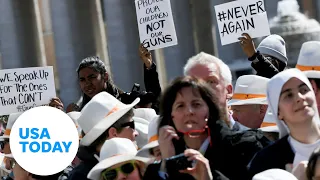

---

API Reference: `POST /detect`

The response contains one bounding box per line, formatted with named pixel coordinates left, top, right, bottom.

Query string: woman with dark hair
left=143, top=76, right=264, bottom=180
left=49, top=56, right=122, bottom=111
left=306, top=146, right=320, bottom=180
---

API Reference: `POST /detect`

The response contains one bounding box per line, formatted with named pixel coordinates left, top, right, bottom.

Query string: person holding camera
left=143, top=76, right=229, bottom=180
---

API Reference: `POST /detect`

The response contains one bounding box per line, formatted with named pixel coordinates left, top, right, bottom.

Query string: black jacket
left=68, top=146, right=99, bottom=180
left=143, top=120, right=271, bottom=180
left=249, top=51, right=280, bottom=78
left=144, top=63, right=161, bottom=113
left=248, top=135, right=294, bottom=178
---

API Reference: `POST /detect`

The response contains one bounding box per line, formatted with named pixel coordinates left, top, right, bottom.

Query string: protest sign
left=214, top=0, right=270, bottom=45
left=0, top=66, right=56, bottom=115
left=135, top=0, right=178, bottom=50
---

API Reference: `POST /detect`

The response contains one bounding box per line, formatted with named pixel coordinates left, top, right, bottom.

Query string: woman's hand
left=180, top=149, right=213, bottom=180
left=158, top=125, right=179, bottom=159
left=139, top=44, right=152, bottom=69
left=238, top=33, right=256, bottom=58
left=49, top=97, right=64, bottom=111
left=292, top=161, right=308, bottom=180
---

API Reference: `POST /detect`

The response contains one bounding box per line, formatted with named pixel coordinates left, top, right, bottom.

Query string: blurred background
left=0, top=0, right=319, bottom=107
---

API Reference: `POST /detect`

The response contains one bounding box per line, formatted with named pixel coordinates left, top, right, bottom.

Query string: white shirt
left=288, top=136, right=320, bottom=168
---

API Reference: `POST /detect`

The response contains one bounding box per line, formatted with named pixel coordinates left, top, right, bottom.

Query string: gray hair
left=183, top=52, right=232, bottom=85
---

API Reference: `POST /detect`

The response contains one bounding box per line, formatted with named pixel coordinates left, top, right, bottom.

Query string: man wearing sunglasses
left=69, top=92, right=140, bottom=180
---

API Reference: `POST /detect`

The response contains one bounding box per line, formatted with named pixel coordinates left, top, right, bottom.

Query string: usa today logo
left=10, top=106, right=79, bottom=176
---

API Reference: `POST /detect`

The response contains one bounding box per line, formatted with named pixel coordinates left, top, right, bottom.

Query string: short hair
left=183, top=52, right=232, bottom=85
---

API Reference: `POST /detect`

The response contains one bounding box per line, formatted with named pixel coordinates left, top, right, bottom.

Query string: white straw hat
left=87, top=138, right=151, bottom=180
left=78, top=92, right=140, bottom=146
left=228, top=75, right=269, bottom=106
left=259, top=107, right=279, bottom=133
left=296, top=41, right=320, bottom=79
left=267, top=68, right=319, bottom=138
left=252, top=169, right=297, bottom=180
left=137, top=115, right=160, bottom=157
left=67, top=111, right=83, bottom=139
left=133, top=108, right=158, bottom=122
left=133, top=116, right=149, bottom=149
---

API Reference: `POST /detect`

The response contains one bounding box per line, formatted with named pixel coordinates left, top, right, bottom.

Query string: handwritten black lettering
left=0, top=96, right=17, bottom=106
left=137, top=0, right=163, bottom=10
left=249, top=4, right=257, bottom=15
left=14, top=70, right=49, bottom=83
left=234, top=7, right=241, bottom=18
left=143, top=34, right=172, bottom=48
left=256, top=1, right=265, bottom=13
left=146, top=19, right=165, bottom=34
left=0, top=73, right=13, bottom=83
left=28, top=83, right=48, bottom=92
left=0, top=85, right=12, bottom=94
left=220, top=18, right=255, bottom=37
left=145, top=5, right=161, bottom=14
left=140, top=12, right=168, bottom=24
left=15, top=84, right=28, bottom=93
left=18, top=92, right=42, bottom=104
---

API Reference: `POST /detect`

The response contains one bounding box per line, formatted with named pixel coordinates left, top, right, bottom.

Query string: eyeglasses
left=0, top=140, right=9, bottom=150
left=101, top=161, right=136, bottom=180
left=120, top=121, right=135, bottom=130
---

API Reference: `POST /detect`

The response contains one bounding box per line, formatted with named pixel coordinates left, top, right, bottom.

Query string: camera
left=165, top=153, right=193, bottom=171
left=120, top=83, right=155, bottom=106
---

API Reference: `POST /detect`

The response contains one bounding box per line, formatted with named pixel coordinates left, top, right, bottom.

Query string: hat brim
left=0, top=135, right=9, bottom=140
left=259, top=126, right=279, bottom=133
left=137, top=141, right=159, bottom=157
left=303, top=71, right=320, bottom=79
left=87, top=154, right=151, bottom=180
left=80, top=98, right=140, bottom=146
left=228, top=98, right=268, bottom=106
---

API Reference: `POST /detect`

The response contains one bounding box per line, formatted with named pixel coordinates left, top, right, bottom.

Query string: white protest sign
left=214, top=0, right=270, bottom=45
left=0, top=66, right=56, bottom=115
left=135, top=0, right=178, bottom=50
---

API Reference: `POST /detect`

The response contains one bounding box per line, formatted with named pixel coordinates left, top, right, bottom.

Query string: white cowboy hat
left=137, top=116, right=160, bottom=157
left=296, top=41, right=320, bottom=79
left=67, top=111, right=83, bottom=139
left=0, top=112, right=22, bottom=139
left=267, top=68, right=320, bottom=138
left=228, top=75, right=269, bottom=106
left=252, top=168, right=297, bottom=180
left=259, top=107, right=279, bottom=133
left=133, top=116, right=149, bottom=149
left=78, top=92, right=140, bottom=146
left=133, top=108, right=158, bottom=122
left=87, top=137, right=151, bottom=180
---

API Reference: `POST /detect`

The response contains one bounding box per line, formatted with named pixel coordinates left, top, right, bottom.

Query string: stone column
left=189, top=0, right=215, bottom=55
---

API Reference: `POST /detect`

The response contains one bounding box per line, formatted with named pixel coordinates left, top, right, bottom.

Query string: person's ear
left=104, top=72, right=109, bottom=82
left=108, top=127, right=118, bottom=138
left=226, top=84, right=233, bottom=100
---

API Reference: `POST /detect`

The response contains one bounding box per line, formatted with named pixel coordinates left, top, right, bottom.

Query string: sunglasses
left=120, top=121, right=135, bottom=130
left=101, top=161, right=136, bottom=180
left=0, top=140, right=9, bottom=150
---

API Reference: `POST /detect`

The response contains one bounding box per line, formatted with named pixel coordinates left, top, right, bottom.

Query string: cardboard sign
left=135, top=0, right=178, bottom=50
left=214, top=0, right=270, bottom=45
left=0, top=66, right=56, bottom=115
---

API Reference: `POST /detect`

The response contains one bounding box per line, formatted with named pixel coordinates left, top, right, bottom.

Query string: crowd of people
left=1, top=33, right=320, bottom=180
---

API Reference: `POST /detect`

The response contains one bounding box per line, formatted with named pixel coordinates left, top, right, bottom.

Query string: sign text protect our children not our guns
left=135, top=0, right=178, bottom=50
left=214, top=0, right=270, bottom=45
